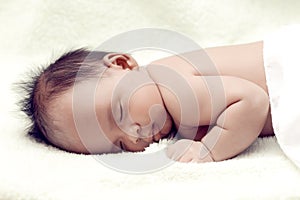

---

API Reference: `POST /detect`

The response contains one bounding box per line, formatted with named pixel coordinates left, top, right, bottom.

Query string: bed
left=1, top=0, right=300, bottom=199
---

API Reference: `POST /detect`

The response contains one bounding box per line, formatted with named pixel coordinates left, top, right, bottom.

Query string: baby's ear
left=103, top=53, right=138, bottom=70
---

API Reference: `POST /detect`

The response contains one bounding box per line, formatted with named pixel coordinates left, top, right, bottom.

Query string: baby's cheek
left=128, top=86, right=158, bottom=124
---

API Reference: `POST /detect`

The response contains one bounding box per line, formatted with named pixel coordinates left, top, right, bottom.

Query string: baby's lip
left=140, top=123, right=160, bottom=144
left=151, top=123, right=161, bottom=142
left=151, top=132, right=156, bottom=143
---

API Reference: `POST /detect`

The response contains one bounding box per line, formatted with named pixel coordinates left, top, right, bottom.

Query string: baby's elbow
left=245, top=87, right=270, bottom=128
left=250, top=89, right=269, bottom=114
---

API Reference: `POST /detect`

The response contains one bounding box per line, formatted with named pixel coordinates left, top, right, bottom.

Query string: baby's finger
left=178, top=154, right=192, bottom=163
left=166, top=146, right=182, bottom=160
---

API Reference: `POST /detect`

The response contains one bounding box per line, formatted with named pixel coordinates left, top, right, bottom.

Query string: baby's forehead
left=48, top=89, right=91, bottom=151
left=50, top=85, right=111, bottom=148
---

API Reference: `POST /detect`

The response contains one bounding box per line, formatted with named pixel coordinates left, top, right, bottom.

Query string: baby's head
left=21, top=48, right=174, bottom=154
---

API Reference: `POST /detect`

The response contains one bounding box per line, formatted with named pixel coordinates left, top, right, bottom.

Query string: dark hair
left=19, top=48, right=110, bottom=149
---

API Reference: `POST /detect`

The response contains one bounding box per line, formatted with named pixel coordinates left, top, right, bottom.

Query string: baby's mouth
left=151, top=123, right=163, bottom=143
left=151, top=129, right=157, bottom=143
left=139, top=124, right=157, bottom=144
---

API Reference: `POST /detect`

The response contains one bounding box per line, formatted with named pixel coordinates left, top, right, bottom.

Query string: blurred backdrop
left=1, top=0, right=300, bottom=58
left=1, top=1, right=300, bottom=199
left=1, top=0, right=300, bottom=111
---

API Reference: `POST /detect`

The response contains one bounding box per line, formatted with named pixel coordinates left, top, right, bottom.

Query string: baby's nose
left=136, top=123, right=152, bottom=138
left=128, top=123, right=141, bottom=136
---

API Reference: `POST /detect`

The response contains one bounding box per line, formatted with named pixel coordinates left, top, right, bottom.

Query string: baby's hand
left=166, top=139, right=214, bottom=163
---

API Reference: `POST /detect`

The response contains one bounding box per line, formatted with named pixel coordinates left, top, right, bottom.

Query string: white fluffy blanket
left=1, top=0, right=300, bottom=199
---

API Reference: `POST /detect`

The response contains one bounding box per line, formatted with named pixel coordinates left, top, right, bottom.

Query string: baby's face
left=50, top=54, right=173, bottom=154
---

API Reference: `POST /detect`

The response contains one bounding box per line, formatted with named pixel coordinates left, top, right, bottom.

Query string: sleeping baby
left=20, top=25, right=300, bottom=166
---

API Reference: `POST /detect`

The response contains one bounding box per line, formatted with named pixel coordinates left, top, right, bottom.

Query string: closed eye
left=119, top=102, right=123, bottom=122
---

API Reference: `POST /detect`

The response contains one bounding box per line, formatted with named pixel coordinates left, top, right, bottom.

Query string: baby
left=21, top=40, right=276, bottom=163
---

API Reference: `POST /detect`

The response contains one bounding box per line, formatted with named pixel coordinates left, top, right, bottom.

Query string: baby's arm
left=202, top=77, right=269, bottom=161
left=167, top=76, right=270, bottom=162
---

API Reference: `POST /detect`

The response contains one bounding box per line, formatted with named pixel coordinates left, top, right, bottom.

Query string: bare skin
left=150, top=41, right=273, bottom=162
left=49, top=41, right=274, bottom=162
left=151, top=41, right=273, bottom=136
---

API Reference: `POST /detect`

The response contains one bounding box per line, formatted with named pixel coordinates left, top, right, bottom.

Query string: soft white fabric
left=263, top=25, right=300, bottom=168
left=1, top=0, right=300, bottom=199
